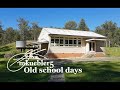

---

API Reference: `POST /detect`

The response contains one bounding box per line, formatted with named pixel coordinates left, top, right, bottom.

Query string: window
left=65, top=40, right=68, bottom=46
left=65, top=40, right=68, bottom=44
left=60, top=39, right=63, bottom=46
left=74, top=40, right=77, bottom=46
left=69, top=40, right=72, bottom=44
left=51, top=39, right=54, bottom=43
left=78, top=40, right=81, bottom=47
left=55, top=39, right=59, bottom=46
left=65, top=38, right=69, bottom=46
left=51, top=36, right=82, bottom=47
left=69, top=39, right=73, bottom=46
left=51, top=39, right=54, bottom=46
left=60, top=39, right=63, bottom=44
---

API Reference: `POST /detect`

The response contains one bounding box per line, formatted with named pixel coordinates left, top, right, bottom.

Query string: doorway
left=89, top=42, right=95, bottom=51
left=41, top=43, right=48, bottom=50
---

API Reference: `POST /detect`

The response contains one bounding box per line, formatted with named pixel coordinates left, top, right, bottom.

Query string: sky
left=0, top=8, right=120, bottom=30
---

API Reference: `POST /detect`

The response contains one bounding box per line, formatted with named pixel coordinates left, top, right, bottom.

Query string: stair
left=81, top=51, right=96, bottom=58
left=24, top=48, right=48, bottom=59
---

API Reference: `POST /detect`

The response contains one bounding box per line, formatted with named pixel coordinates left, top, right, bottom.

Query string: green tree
left=5, top=27, right=15, bottom=43
left=95, top=21, right=118, bottom=47
left=17, top=17, right=29, bottom=41
left=64, top=21, right=77, bottom=30
left=31, top=22, right=40, bottom=41
left=78, top=19, right=89, bottom=31
left=0, top=21, right=4, bottom=45
left=14, top=30, right=21, bottom=41
left=112, top=29, right=120, bottom=46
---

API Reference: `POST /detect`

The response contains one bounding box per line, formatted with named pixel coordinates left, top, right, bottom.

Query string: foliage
left=4, top=27, right=15, bottom=43
left=78, top=18, right=90, bottom=31
left=95, top=21, right=119, bottom=47
left=105, top=47, right=120, bottom=57
left=0, top=18, right=42, bottom=46
left=64, top=21, right=77, bottom=30
left=31, top=22, right=41, bottom=41
left=113, top=29, right=120, bottom=46
left=17, top=17, right=29, bottom=41
left=0, top=21, right=4, bottom=45
left=0, top=18, right=120, bottom=47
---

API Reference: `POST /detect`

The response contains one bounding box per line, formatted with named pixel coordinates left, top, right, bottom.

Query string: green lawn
left=0, top=43, right=51, bottom=82
left=105, top=47, right=120, bottom=57
left=64, top=60, right=120, bottom=82
left=0, top=59, right=51, bottom=82
left=1, top=43, right=120, bottom=82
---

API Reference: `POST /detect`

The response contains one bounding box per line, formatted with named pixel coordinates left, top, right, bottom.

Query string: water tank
left=16, top=41, right=26, bottom=48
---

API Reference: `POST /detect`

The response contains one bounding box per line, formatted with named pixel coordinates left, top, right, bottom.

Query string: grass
left=0, top=43, right=20, bottom=58
left=63, top=47, right=120, bottom=82
left=0, top=43, right=51, bottom=82
left=105, top=47, right=120, bottom=57
left=0, top=59, right=51, bottom=82
left=64, top=60, right=120, bottom=82
left=0, top=42, right=16, bottom=53
left=1, top=43, right=120, bottom=82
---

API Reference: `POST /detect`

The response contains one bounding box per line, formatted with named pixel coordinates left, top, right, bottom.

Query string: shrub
left=4, top=50, right=20, bottom=58
left=105, top=47, right=120, bottom=57
left=4, top=53, right=14, bottom=58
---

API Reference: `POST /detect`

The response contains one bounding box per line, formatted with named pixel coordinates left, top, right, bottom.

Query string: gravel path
left=48, top=61, right=65, bottom=82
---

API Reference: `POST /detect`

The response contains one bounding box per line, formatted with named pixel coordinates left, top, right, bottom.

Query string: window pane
left=74, top=40, right=76, bottom=44
left=69, top=40, right=72, bottom=44
left=51, top=39, right=54, bottom=43
left=51, top=39, right=54, bottom=46
left=73, top=40, right=77, bottom=46
left=54, top=39, right=59, bottom=46
left=60, top=39, right=63, bottom=44
left=55, top=39, right=59, bottom=43
left=65, top=40, right=68, bottom=44
left=78, top=40, right=81, bottom=46
left=78, top=40, right=81, bottom=44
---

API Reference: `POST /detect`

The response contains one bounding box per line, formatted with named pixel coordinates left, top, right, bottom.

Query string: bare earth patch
left=55, top=57, right=120, bottom=63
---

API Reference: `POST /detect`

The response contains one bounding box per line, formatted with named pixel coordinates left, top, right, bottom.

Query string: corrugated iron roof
left=44, top=28, right=106, bottom=38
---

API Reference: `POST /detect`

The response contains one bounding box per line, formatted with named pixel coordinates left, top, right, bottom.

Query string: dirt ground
left=49, top=57, right=120, bottom=65
left=69, top=57, right=120, bottom=62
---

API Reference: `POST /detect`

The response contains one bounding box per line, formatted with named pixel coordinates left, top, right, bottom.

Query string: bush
left=105, top=47, right=120, bottom=57
left=11, top=50, right=20, bottom=55
left=4, top=50, right=20, bottom=58
left=4, top=53, right=14, bottom=58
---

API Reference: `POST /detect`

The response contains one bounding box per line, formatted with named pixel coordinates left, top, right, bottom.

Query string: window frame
left=50, top=36, right=82, bottom=47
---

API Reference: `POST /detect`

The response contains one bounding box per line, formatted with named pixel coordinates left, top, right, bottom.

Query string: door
left=41, top=43, right=48, bottom=50
left=89, top=42, right=95, bottom=51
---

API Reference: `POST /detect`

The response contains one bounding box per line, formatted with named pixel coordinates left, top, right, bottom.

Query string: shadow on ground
left=0, top=46, right=12, bottom=52
left=0, top=54, right=5, bottom=58
left=0, top=60, right=51, bottom=82
left=63, top=60, right=120, bottom=82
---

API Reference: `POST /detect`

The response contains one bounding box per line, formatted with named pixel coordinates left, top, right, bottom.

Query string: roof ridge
left=43, top=27, right=92, bottom=32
